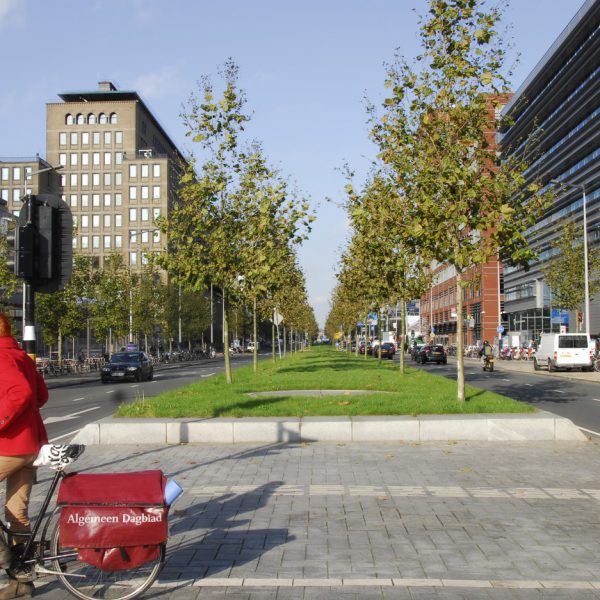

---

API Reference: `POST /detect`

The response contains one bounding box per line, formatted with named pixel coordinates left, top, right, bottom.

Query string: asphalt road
left=41, top=354, right=256, bottom=442
left=408, top=356, right=600, bottom=437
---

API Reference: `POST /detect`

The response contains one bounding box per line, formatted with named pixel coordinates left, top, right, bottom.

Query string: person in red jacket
left=0, top=313, right=48, bottom=599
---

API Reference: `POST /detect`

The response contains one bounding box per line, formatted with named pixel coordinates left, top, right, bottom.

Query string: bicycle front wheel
left=50, top=521, right=165, bottom=600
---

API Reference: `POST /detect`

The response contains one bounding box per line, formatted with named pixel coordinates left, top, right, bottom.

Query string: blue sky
left=0, top=0, right=584, bottom=326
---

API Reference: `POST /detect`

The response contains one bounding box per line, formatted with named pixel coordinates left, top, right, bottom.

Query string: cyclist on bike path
left=0, top=313, right=48, bottom=599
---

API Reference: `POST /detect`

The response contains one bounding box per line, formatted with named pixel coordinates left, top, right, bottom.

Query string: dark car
left=377, top=342, right=396, bottom=359
left=101, top=351, right=154, bottom=383
left=358, top=341, right=372, bottom=355
left=417, top=344, right=447, bottom=365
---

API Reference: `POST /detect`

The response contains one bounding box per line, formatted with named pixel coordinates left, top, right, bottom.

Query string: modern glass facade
left=500, top=0, right=600, bottom=341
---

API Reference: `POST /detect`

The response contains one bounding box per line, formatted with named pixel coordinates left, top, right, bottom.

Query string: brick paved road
left=8, top=440, right=600, bottom=599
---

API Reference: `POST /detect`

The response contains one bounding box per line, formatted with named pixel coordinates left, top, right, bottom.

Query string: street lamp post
left=551, top=180, right=591, bottom=335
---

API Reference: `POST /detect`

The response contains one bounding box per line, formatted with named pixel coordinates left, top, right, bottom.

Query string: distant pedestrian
left=0, top=313, right=49, bottom=599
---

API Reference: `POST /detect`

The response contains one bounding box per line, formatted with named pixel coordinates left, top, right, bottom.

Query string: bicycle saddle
left=33, top=444, right=86, bottom=470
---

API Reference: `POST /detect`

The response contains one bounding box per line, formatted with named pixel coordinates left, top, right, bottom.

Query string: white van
left=533, top=333, right=593, bottom=372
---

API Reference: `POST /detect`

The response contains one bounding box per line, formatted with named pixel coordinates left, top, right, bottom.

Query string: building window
left=141, top=164, right=149, bottom=178
left=92, top=132, right=100, bottom=145
left=70, top=194, right=77, bottom=208
left=129, top=186, right=137, bottom=200
left=115, top=214, right=122, bottom=227
left=115, top=172, right=122, bottom=186
left=104, top=193, right=111, bottom=207
left=153, top=230, right=160, bottom=244
left=129, top=230, right=137, bottom=243
left=1, top=168, right=8, bottom=181
left=115, top=235, right=122, bottom=248
left=0, top=189, right=8, bottom=202
left=13, top=189, right=20, bottom=202
left=92, top=173, right=100, bottom=186
left=130, top=252, right=137, bottom=267
left=59, top=154, right=67, bottom=166
left=81, top=153, right=89, bottom=166
left=129, top=164, right=137, bottom=178
left=99, top=113, right=107, bottom=125
left=115, top=152, right=123, bottom=165
left=12, top=167, right=20, bottom=180
left=59, top=132, right=67, bottom=146
left=103, top=173, right=111, bottom=186
left=70, top=132, right=78, bottom=145
left=81, top=173, right=89, bottom=187
left=104, top=131, right=112, bottom=145
left=87, top=114, right=97, bottom=125
left=141, top=230, right=149, bottom=243
left=115, top=193, right=122, bottom=206
left=60, top=174, right=66, bottom=187
left=104, top=235, right=111, bottom=249
left=76, top=114, right=85, bottom=125
left=110, top=113, right=118, bottom=124
left=129, top=208, right=137, bottom=221
left=141, top=208, right=149, bottom=222
left=70, top=153, right=78, bottom=166
left=104, top=152, right=111, bottom=166
left=152, top=208, right=160, bottom=220
left=152, top=164, right=161, bottom=178
left=92, top=215, right=100, bottom=228
left=152, top=186, right=160, bottom=200
left=92, top=153, right=100, bottom=166
left=70, top=173, right=77, bottom=187
left=81, top=194, right=89, bottom=207
left=81, top=215, right=89, bottom=228
left=141, top=186, right=149, bottom=200
left=92, top=236, right=100, bottom=249
left=66, top=114, right=74, bottom=125
left=92, top=194, right=100, bottom=207
left=82, top=132, right=89, bottom=145
left=115, top=131, right=123, bottom=144
left=81, top=236, right=89, bottom=249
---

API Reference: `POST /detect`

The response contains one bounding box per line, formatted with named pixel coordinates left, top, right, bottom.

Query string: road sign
left=496, top=324, right=504, bottom=334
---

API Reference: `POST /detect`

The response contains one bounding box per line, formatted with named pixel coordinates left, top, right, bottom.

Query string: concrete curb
left=71, top=411, right=587, bottom=445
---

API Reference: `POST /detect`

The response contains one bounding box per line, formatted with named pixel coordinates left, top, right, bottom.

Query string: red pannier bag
left=57, top=470, right=168, bottom=571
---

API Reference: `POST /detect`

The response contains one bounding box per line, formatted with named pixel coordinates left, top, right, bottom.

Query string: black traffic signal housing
left=17, top=194, right=72, bottom=293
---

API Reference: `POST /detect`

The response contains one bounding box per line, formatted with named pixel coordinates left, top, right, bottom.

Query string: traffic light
left=16, top=194, right=72, bottom=293
left=3, top=218, right=19, bottom=275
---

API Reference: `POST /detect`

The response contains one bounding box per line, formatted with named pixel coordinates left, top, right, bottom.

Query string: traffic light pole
left=23, top=195, right=36, bottom=361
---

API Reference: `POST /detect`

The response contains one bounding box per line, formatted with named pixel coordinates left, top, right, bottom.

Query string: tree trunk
left=223, top=287, right=232, bottom=384
left=456, top=272, right=465, bottom=402
left=378, top=310, right=382, bottom=363
left=283, top=326, right=287, bottom=358
left=253, top=297, right=258, bottom=373
left=58, top=329, right=63, bottom=371
left=400, top=299, right=406, bottom=375
left=272, top=322, right=276, bottom=363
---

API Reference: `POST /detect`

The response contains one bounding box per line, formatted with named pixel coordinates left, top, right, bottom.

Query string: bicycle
left=0, top=444, right=165, bottom=600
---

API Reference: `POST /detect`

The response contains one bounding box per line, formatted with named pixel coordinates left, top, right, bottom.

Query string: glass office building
left=500, top=0, right=600, bottom=343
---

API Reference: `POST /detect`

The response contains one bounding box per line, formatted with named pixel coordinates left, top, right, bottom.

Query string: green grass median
left=116, top=346, right=535, bottom=418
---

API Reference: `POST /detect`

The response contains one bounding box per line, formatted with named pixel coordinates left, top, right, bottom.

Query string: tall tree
left=371, top=0, right=550, bottom=400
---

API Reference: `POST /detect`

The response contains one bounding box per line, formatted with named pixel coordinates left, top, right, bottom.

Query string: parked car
left=533, top=333, right=593, bottom=372
left=101, top=351, right=153, bottom=383
left=378, top=342, right=396, bottom=359
left=358, top=341, right=372, bottom=355
left=417, top=344, right=447, bottom=365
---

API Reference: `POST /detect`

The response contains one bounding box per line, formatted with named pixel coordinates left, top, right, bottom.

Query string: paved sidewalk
left=10, top=440, right=600, bottom=599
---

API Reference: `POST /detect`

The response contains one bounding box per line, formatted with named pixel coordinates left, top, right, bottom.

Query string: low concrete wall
left=72, top=411, right=587, bottom=445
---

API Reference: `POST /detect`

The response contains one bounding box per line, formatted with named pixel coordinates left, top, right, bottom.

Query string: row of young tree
left=326, top=0, right=553, bottom=401
left=155, top=60, right=318, bottom=383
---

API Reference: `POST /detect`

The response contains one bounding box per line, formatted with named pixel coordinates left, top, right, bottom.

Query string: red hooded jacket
left=0, top=337, right=48, bottom=455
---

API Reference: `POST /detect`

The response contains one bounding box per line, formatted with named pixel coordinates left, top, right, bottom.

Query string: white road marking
left=202, top=372, right=216, bottom=377
left=502, top=378, right=511, bottom=382
left=579, top=426, right=600, bottom=437
left=49, top=430, right=81, bottom=442
left=523, top=384, right=533, bottom=387
left=105, top=390, right=115, bottom=394
left=592, top=398, right=600, bottom=402
left=555, top=390, right=566, bottom=394
left=44, top=406, right=101, bottom=424
left=72, top=397, right=85, bottom=401
left=130, top=384, right=139, bottom=388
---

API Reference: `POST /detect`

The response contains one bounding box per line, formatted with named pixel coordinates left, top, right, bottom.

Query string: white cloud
left=0, top=0, right=25, bottom=29
left=132, top=67, right=183, bottom=100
